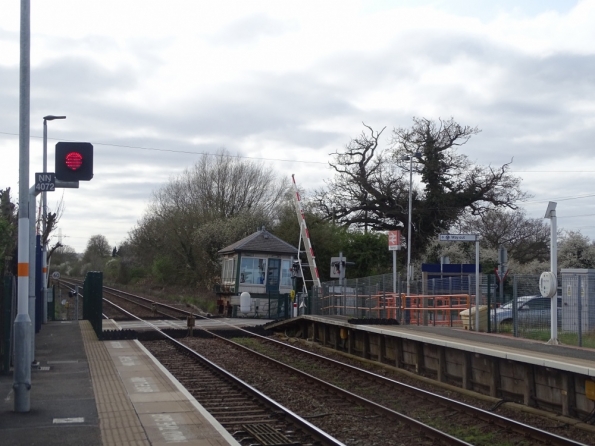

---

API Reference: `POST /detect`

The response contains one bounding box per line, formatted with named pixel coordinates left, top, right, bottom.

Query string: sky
left=1, top=0, right=595, bottom=253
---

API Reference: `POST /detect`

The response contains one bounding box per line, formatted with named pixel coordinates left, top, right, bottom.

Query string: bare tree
left=315, top=118, right=528, bottom=258
left=460, top=209, right=550, bottom=264
left=314, top=124, right=408, bottom=232
left=41, top=193, right=65, bottom=247
left=128, top=149, right=286, bottom=286
left=84, top=235, right=111, bottom=257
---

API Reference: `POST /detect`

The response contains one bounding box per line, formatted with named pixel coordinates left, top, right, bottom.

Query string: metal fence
left=311, top=272, right=595, bottom=349
left=312, top=273, right=477, bottom=326
left=555, top=272, right=595, bottom=348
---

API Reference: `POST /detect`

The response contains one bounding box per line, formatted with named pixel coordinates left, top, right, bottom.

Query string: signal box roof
left=218, top=227, right=298, bottom=256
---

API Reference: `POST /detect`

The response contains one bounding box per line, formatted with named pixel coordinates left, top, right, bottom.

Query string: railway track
left=61, top=279, right=199, bottom=320
left=143, top=338, right=345, bottom=446
left=57, top=280, right=593, bottom=445
left=103, top=284, right=198, bottom=319
left=94, top=285, right=474, bottom=444
left=101, top=297, right=346, bottom=445
left=146, top=335, right=473, bottom=445
left=172, top=331, right=592, bottom=446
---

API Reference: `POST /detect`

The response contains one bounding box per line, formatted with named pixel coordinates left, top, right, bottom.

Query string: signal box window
left=240, top=258, right=266, bottom=284
left=280, top=260, right=292, bottom=287
left=221, top=258, right=235, bottom=283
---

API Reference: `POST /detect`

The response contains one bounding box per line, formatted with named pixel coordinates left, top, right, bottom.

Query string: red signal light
left=55, top=142, right=93, bottom=181
left=65, top=151, right=83, bottom=171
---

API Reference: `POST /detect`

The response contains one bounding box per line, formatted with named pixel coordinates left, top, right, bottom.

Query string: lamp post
left=544, top=201, right=558, bottom=345
left=405, top=152, right=422, bottom=301
left=42, top=115, right=65, bottom=323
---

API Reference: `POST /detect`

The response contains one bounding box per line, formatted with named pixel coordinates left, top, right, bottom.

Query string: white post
left=392, top=250, right=397, bottom=295
left=546, top=202, right=558, bottom=344
left=28, top=188, right=37, bottom=364
left=406, top=156, right=413, bottom=300
left=14, top=0, right=32, bottom=412
left=42, top=119, right=47, bottom=324
left=475, top=238, right=480, bottom=332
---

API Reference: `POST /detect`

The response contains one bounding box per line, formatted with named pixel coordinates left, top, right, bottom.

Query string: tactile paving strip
left=80, top=320, right=151, bottom=446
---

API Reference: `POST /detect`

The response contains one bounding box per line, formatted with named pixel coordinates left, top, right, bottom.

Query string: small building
left=215, top=227, right=298, bottom=318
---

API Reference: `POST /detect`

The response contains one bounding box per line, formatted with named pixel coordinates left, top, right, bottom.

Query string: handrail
left=320, top=291, right=474, bottom=326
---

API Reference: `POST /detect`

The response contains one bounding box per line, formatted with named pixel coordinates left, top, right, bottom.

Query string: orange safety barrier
left=365, top=293, right=401, bottom=319
left=319, top=291, right=472, bottom=327
left=403, top=294, right=471, bottom=327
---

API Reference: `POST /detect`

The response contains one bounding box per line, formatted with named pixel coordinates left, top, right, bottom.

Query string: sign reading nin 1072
left=439, top=234, right=477, bottom=242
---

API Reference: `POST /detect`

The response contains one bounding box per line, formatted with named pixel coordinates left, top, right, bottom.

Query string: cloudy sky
left=1, top=0, right=594, bottom=253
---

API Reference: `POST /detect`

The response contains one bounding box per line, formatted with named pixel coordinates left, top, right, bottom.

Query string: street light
left=403, top=152, right=422, bottom=301
left=544, top=201, right=558, bottom=345
left=42, top=115, right=65, bottom=323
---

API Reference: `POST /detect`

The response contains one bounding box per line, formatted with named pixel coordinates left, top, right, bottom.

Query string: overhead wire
left=0, top=130, right=328, bottom=165
left=4, top=129, right=595, bottom=233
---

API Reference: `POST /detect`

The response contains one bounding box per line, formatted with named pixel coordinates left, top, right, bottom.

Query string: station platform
left=0, top=320, right=239, bottom=446
left=298, top=315, right=595, bottom=375
left=268, top=314, right=595, bottom=423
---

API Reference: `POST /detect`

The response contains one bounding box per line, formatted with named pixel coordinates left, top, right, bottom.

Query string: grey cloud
left=209, top=13, right=297, bottom=45
left=33, top=56, right=139, bottom=97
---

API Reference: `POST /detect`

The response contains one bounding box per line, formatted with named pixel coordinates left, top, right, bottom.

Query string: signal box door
left=266, top=259, right=281, bottom=293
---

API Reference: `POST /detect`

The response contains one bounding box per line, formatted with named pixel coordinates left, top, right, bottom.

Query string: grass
left=496, top=325, right=595, bottom=348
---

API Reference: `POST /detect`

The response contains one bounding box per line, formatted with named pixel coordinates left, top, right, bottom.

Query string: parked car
left=491, top=295, right=562, bottom=330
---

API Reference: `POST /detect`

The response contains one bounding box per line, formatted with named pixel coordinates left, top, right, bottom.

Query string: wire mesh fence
left=311, top=273, right=476, bottom=326
left=310, top=271, right=595, bottom=349
left=558, top=272, right=595, bottom=348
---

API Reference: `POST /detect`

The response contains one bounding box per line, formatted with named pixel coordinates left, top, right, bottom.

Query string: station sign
left=388, top=230, right=401, bottom=251
left=439, top=234, right=478, bottom=242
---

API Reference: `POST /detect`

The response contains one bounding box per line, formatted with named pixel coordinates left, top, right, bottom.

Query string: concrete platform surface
left=0, top=320, right=101, bottom=445
left=0, top=320, right=239, bottom=446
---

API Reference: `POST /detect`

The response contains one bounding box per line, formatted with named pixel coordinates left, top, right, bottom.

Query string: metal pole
left=392, top=250, right=396, bottom=295
left=14, top=0, right=32, bottom=413
left=550, top=207, right=558, bottom=343
left=42, top=119, right=47, bottom=324
left=406, top=156, right=413, bottom=301
left=577, top=275, right=582, bottom=347
left=475, top=239, right=480, bottom=332
left=340, top=252, right=346, bottom=315
left=546, top=202, right=558, bottom=345
left=28, top=188, right=37, bottom=364
left=513, top=275, right=518, bottom=337
left=499, top=264, right=504, bottom=304
left=41, top=115, right=65, bottom=325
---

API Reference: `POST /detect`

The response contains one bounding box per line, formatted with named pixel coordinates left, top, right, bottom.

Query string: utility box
left=560, top=269, right=595, bottom=333
left=459, top=305, right=487, bottom=331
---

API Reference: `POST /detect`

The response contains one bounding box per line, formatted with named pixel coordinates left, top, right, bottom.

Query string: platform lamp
left=544, top=201, right=558, bottom=345
left=402, top=151, right=422, bottom=301
left=42, top=115, right=65, bottom=323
